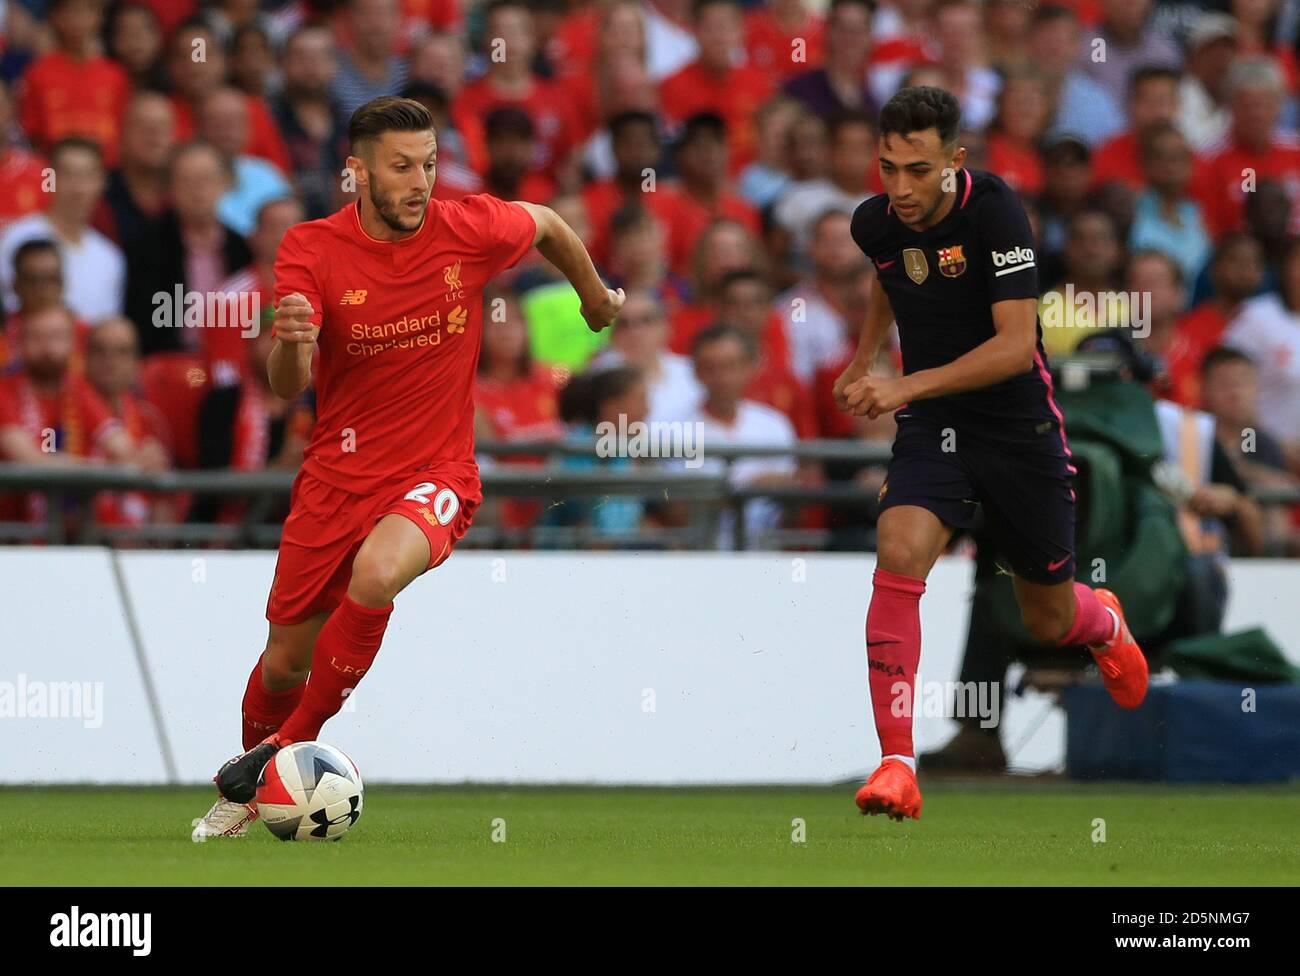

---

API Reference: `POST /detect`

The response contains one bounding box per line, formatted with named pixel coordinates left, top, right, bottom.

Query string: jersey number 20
left=403, top=482, right=460, bottom=525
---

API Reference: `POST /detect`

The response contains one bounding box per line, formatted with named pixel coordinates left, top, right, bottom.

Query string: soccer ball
left=255, top=742, right=363, bottom=841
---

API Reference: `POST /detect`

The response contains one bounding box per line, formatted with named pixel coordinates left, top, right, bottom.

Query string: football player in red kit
left=192, top=96, right=623, bottom=838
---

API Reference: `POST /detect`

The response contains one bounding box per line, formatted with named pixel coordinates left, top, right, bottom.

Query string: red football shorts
left=265, top=465, right=481, bottom=626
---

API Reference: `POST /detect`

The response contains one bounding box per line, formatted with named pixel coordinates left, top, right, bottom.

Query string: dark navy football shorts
left=877, top=413, right=1078, bottom=584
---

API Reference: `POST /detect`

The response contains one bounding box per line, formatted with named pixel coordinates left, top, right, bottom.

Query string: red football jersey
left=274, top=195, right=537, bottom=495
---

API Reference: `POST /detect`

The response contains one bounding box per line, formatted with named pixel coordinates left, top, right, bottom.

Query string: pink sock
left=1060, top=582, right=1117, bottom=647
left=866, top=568, right=926, bottom=759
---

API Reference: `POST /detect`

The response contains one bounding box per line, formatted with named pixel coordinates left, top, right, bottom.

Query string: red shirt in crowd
left=18, top=50, right=131, bottom=165
left=455, top=76, right=580, bottom=181
left=273, top=194, right=537, bottom=495
left=170, top=93, right=291, bottom=174
left=0, top=147, right=49, bottom=230
left=744, top=8, right=825, bottom=82
left=986, top=134, right=1043, bottom=195
left=1196, top=134, right=1300, bottom=236
left=658, top=60, right=775, bottom=173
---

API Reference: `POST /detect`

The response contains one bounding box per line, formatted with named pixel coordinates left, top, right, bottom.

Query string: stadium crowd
left=0, top=0, right=1298, bottom=551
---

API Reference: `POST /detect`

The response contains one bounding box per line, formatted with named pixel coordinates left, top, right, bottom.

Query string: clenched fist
left=274, top=292, right=319, bottom=344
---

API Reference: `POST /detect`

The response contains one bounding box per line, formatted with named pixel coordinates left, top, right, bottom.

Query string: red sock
left=241, top=653, right=305, bottom=751
left=866, top=568, right=926, bottom=759
left=1060, top=582, right=1117, bottom=648
left=276, top=596, right=393, bottom=744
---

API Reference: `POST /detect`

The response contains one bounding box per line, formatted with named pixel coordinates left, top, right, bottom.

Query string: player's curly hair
left=348, top=96, right=435, bottom=154
left=878, top=86, right=962, bottom=148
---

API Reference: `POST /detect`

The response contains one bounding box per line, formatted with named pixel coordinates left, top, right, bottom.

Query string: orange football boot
left=1090, top=589, right=1149, bottom=710
left=855, top=758, right=922, bottom=821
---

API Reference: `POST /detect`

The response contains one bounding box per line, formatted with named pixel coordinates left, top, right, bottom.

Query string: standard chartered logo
left=346, top=311, right=451, bottom=356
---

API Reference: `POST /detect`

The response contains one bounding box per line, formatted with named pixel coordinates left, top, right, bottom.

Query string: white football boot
left=191, top=796, right=259, bottom=841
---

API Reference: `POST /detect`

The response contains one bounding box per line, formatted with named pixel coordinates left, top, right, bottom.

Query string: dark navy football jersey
left=850, top=168, right=1061, bottom=440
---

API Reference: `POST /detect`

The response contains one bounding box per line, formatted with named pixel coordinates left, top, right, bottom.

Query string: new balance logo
left=991, top=245, right=1035, bottom=277
left=339, top=289, right=368, bottom=305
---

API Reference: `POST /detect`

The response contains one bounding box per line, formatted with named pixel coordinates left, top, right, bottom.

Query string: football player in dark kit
left=835, top=86, right=1148, bottom=821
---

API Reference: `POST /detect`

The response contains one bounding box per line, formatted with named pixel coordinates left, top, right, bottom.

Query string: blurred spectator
left=1125, top=250, right=1193, bottom=403
left=582, top=110, right=690, bottom=270
left=209, top=195, right=303, bottom=381
left=1077, top=0, right=1181, bottom=107
left=167, top=19, right=291, bottom=174
left=0, top=80, right=50, bottom=231
left=871, top=0, right=999, bottom=132
left=983, top=0, right=1032, bottom=75
left=1167, top=233, right=1267, bottom=407
left=475, top=285, right=564, bottom=530
left=604, top=203, right=685, bottom=309
left=1197, top=58, right=1300, bottom=238
left=199, top=87, right=292, bottom=237
left=481, top=106, right=553, bottom=202
left=1036, top=133, right=1094, bottom=285
left=659, top=0, right=774, bottom=174
left=457, top=0, right=576, bottom=186
left=1178, top=12, right=1238, bottom=151
left=784, top=0, right=875, bottom=120
left=332, top=0, right=409, bottom=123
left=744, top=0, right=823, bottom=83
left=1039, top=209, right=1126, bottom=358
left=985, top=69, right=1051, bottom=195
left=1243, top=178, right=1293, bottom=287
left=542, top=364, right=651, bottom=541
left=1091, top=66, right=1185, bottom=192
left=96, top=92, right=176, bottom=248
left=672, top=113, right=761, bottom=265
left=1129, top=121, right=1211, bottom=287
left=85, top=315, right=172, bottom=527
left=1026, top=3, right=1124, bottom=147
left=1, top=239, right=91, bottom=372
left=1231, top=0, right=1297, bottom=94
left=229, top=22, right=277, bottom=99
left=1198, top=345, right=1297, bottom=554
left=0, top=306, right=155, bottom=523
left=401, top=81, right=483, bottom=200
left=674, top=324, right=796, bottom=549
left=18, top=0, right=131, bottom=165
left=0, top=138, right=124, bottom=323
left=1222, top=239, right=1300, bottom=450
left=738, top=96, right=799, bottom=210
left=124, top=141, right=253, bottom=358
left=774, top=208, right=870, bottom=384
left=715, top=268, right=813, bottom=437
left=590, top=288, right=701, bottom=422
left=104, top=2, right=166, bottom=89
left=273, top=25, right=348, bottom=221
left=670, top=217, right=764, bottom=353
left=773, top=110, right=873, bottom=256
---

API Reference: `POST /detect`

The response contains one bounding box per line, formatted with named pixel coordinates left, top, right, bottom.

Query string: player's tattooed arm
left=843, top=297, right=1038, bottom=419
left=834, top=277, right=895, bottom=411
left=268, top=292, right=318, bottom=400
left=516, top=201, right=625, bottom=332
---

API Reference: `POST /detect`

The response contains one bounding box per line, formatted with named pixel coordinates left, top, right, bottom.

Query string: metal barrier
left=1, top=435, right=1297, bottom=550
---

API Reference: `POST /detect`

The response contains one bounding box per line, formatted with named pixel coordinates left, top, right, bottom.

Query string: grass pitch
left=2, top=782, right=1297, bottom=886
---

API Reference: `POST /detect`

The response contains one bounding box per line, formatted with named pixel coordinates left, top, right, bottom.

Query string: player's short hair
left=878, top=86, right=962, bottom=148
left=348, top=96, right=435, bottom=155
left=691, top=322, right=758, bottom=361
left=1200, top=345, right=1256, bottom=377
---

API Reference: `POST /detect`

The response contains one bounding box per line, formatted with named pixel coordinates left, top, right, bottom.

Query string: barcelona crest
left=938, top=244, right=967, bottom=278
